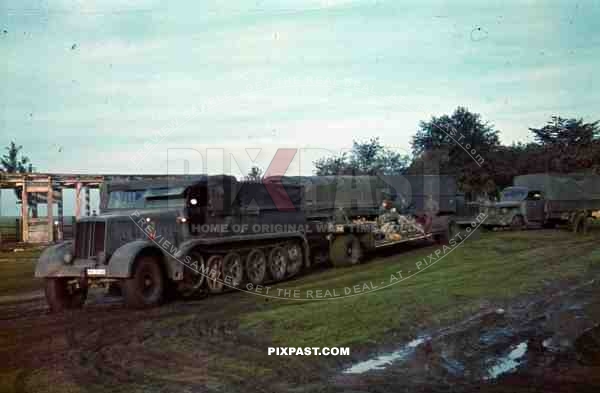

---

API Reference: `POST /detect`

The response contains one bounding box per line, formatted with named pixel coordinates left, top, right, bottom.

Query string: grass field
left=241, top=229, right=600, bottom=349
left=1, top=229, right=600, bottom=392
left=0, top=248, right=42, bottom=297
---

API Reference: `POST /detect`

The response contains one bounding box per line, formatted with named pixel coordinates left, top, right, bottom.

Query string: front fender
left=107, top=240, right=177, bottom=279
left=35, top=241, right=74, bottom=278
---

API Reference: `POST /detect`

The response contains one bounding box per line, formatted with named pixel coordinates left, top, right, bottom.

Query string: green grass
left=241, top=229, right=600, bottom=348
left=0, top=248, right=42, bottom=297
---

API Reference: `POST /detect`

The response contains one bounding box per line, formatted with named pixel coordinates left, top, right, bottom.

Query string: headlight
left=63, top=252, right=73, bottom=264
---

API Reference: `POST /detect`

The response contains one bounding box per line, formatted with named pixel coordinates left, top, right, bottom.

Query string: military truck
left=35, top=174, right=462, bottom=312
left=482, top=173, right=600, bottom=232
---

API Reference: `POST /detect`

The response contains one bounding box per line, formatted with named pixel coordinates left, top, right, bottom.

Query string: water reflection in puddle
left=486, top=341, right=528, bottom=380
left=343, top=337, right=428, bottom=374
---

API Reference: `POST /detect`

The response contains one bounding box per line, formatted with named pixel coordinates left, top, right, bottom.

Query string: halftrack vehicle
left=35, top=174, right=462, bottom=311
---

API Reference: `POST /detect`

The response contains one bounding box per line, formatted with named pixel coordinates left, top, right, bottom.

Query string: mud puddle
left=343, top=337, right=429, bottom=374
left=337, top=278, right=600, bottom=391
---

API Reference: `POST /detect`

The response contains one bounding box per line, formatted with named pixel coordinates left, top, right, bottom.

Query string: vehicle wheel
left=223, top=252, right=243, bottom=288
left=438, top=221, right=459, bottom=244
left=573, top=214, right=589, bottom=235
left=359, top=233, right=376, bottom=252
left=510, top=215, right=524, bottom=230
left=178, top=252, right=206, bottom=298
left=122, top=256, right=165, bottom=309
left=206, top=255, right=225, bottom=293
left=45, top=278, right=87, bottom=313
left=285, top=242, right=303, bottom=277
left=329, top=235, right=362, bottom=267
left=107, top=282, right=122, bottom=297
left=246, top=249, right=267, bottom=285
left=268, top=246, right=288, bottom=281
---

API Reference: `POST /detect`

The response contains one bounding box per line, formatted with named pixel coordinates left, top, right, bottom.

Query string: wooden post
left=75, top=182, right=82, bottom=219
left=57, top=189, right=63, bottom=241
left=84, top=187, right=90, bottom=216
left=47, top=177, right=54, bottom=243
left=21, top=179, right=28, bottom=242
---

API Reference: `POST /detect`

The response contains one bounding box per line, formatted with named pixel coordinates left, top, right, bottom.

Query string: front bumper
left=34, top=242, right=107, bottom=278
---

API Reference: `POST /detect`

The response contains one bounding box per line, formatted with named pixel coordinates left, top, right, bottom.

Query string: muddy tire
left=206, top=255, right=225, bottom=293
left=268, top=246, right=288, bottom=281
left=510, top=215, right=524, bottom=230
left=329, top=235, right=362, bottom=267
left=573, top=214, right=589, bottom=235
left=436, top=221, right=458, bottom=245
left=223, top=252, right=243, bottom=288
left=285, top=242, right=303, bottom=277
left=122, top=256, right=165, bottom=309
left=178, top=252, right=206, bottom=298
left=246, top=249, right=267, bottom=285
left=45, top=278, right=87, bottom=313
left=359, top=233, right=375, bottom=252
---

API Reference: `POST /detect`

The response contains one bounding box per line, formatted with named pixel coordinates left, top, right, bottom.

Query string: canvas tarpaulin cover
left=514, top=174, right=600, bottom=201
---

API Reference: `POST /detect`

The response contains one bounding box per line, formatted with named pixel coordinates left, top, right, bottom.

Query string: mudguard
left=34, top=241, right=76, bottom=278
left=107, top=240, right=179, bottom=279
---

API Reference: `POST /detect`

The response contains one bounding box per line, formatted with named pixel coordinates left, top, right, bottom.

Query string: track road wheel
left=178, top=252, right=206, bottom=298
left=246, top=249, right=267, bottom=285
left=285, top=242, right=303, bottom=277
left=223, top=252, right=243, bottom=288
left=45, top=278, right=87, bottom=313
left=122, top=256, right=165, bottom=309
left=268, top=246, right=288, bottom=281
left=329, top=235, right=363, bottom=267
left=206, top=255, right=225, bottom=293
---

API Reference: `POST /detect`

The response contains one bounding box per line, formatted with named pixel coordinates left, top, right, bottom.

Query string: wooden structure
left=0, top=173, right=203, bottom=244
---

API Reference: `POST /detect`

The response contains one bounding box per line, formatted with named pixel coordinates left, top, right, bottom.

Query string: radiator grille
left=75, top=221, right=106, bottom=258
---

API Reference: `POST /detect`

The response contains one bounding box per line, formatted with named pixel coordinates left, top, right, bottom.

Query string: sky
left=1, top=0, right=599, bottom=213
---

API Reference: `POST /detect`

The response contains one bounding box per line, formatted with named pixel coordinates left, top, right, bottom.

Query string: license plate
left=87, top=268, right=106, bottom=276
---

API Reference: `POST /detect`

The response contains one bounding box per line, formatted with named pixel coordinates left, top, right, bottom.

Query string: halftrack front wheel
left=268, top=246, right=288, bottom=281
left=223, top=252, right=244, bottom=288
left=246, top=249, right=267, bottom=285
left=122, top=256, right=165, bottom=309
left=206, top=255, right=225, bottom=293
left=45, top=277, right=87, bottom=313
left=329, top=235, right=363, bottom=267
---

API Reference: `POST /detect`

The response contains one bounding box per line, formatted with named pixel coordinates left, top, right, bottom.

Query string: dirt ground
left=1, top=233, right=600, bottom=393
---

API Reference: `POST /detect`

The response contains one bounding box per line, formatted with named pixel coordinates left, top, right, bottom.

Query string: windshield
left=107, top=187, right=185, bottom=209
left=500, top=187, right=528, bottom=202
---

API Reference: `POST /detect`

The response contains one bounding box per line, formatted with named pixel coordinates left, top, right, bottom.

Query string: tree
left=529, top=116, right=599, bottom=147
left=525, top=116, right=600, bottom=174
left=1, top=141, right=31, bottom=173
left=245, top=166, right=263, bottom=182
left=314, top=138, right=409, bottom=176
left=1, top=141, right=33, bottom=200
left=410, top=107, right=501, bottom=199
left=412, top=106, right=500, bottom=158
